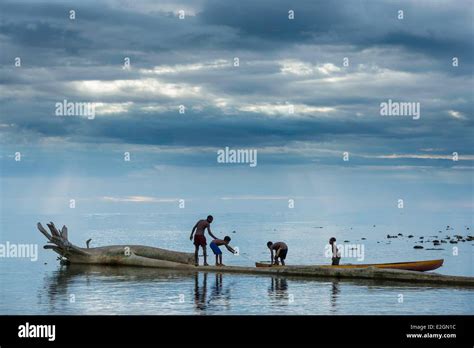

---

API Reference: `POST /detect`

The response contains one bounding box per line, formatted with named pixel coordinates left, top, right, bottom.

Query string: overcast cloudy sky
left=0, top=0, right=472, bottom=220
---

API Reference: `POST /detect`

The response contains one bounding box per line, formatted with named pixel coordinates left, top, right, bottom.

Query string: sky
left=0, top=0, right=472, bottom=222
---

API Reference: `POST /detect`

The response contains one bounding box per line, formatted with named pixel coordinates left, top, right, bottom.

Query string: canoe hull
left=255, top=259, right=444, bottom=272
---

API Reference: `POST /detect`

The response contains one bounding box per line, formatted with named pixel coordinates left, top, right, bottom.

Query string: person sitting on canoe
left=210, top=236, right=236, bottom=266
left=329, top=237, right=341, bottom=265
left=267, top=241, right=288, bottom=266
left=190, top=215, right=218, bottom=266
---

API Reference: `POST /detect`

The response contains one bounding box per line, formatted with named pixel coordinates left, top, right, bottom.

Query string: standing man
left=190, top=215, right=217, bottom=266
left=329, top=237, right=341, bottom=265
left=267, top=241, right=288, bottom=266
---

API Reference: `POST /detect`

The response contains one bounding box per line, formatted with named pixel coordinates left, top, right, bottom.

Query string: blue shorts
left=210, top=242, right=222, bottom=255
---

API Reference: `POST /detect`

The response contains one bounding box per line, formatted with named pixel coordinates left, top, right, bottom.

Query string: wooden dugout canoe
left=38, top=221, right=453, bottom=280
left=37, top=223, right=473, bottom=287
left=255, top=259, right=444, bottom=272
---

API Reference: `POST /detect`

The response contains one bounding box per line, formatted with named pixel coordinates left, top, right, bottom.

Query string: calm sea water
left=1, top=212, right=473, bottom=314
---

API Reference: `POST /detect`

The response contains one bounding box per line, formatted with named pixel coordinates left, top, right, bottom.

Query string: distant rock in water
left=449, top=240, right=458, bottom=244
left=398, top=233, right=403, bottom=236
left=408, top=235, right=414, bottom=238
left=426, top=248, right=444, bottom=250
left=387, top=234, right=397, bottom=239
left=419, top=236, right=424, bottom=239
left=414, top=245, right=424, bottom=249
left=344, top=240, right=350, bottom=243
left=232, top=230, right=236, bottom=234
left=361, top=237, right=366, bottom=240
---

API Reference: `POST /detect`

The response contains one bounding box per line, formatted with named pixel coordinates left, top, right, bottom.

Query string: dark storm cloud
left=0, top=22, right=89, bottom=51
left=1, top=0, right=471, bottom=66
left=0, top=0, right=472, bottom=169
left=199, top=0, right=473, bottom=61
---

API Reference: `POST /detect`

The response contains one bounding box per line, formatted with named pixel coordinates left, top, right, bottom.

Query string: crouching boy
left=209, top=236, right=236, bottom=266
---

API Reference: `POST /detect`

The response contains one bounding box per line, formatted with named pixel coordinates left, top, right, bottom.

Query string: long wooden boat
left=255, top=259, right=444, bottom=272
left=39, top=223, right=471, bottom=285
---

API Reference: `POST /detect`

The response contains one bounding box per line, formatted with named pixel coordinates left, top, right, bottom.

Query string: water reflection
left=193, top=272, right=207, bottom=310
left=35, top=264, right=468, bottom=315
left=41, top=265, right=235, bottom=314
left=330, top=281, right=340, bottom=313
left=193, top=272, right=231, bottom=312
left=268, top=277, right=290, bottom=304
left=39, top=264, right=102, bottom=312
left=38, top=266, right=70, bottom=312
left=39, top=264, right=199, bottom=313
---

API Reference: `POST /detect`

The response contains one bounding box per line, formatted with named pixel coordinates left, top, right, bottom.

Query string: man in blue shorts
left=209, top=236, right=236, bottom=266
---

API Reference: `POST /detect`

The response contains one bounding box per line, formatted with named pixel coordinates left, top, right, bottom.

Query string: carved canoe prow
left=37, top=222, right=194, bottom=268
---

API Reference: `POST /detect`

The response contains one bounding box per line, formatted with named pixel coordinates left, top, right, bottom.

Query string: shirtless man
left=190, top=215, right=217, bottom=266
left=267, top=241, right=288, bottom=266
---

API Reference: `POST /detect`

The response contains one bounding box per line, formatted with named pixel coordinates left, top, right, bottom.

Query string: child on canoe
left=210, top=236, right=236, bottom=266
left=267, top=241, right=288, bottom=265
left=329, top=237, right=341, bottom=265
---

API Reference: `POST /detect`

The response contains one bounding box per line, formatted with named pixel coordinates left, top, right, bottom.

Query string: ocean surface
left=0, top=212, right=473, bottom=315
